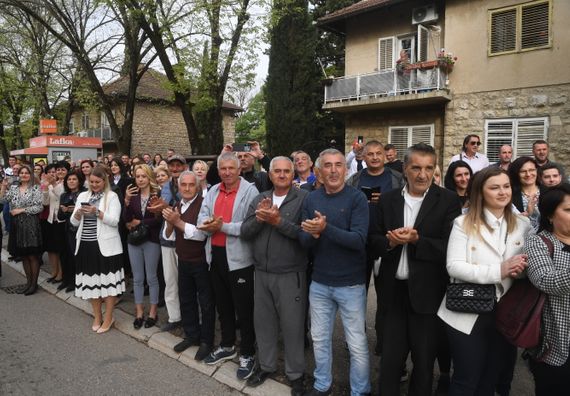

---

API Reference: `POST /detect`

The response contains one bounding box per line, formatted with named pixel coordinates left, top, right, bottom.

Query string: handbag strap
left=538, top=234, right=554, bottom=258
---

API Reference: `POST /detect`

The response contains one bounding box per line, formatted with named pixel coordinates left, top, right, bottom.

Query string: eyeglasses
left=469, top=141, right=481, bottom=146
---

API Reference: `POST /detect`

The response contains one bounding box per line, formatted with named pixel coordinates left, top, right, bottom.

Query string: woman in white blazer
left=71, top=166, right=126, bottom=334
left=437, top=167, right=531, bottom=395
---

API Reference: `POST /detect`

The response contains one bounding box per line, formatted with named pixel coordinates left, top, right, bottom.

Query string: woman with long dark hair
left=444, top=160, right=473, bottom=209
left=509, top=156, right=543, bottom=231
left=57, top=170, right=86, bottom=292
left=0, top=164, right=43, bottom=295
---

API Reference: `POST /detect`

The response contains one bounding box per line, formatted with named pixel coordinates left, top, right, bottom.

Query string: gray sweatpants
left=254, top=270, right=307, bottom=380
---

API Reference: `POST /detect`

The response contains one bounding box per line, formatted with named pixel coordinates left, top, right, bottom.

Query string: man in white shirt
left=370, top=143, right=462, bottom=396
left=449, top=134, right=490, bottom=174
left=162, top=171, right=213, bottom=361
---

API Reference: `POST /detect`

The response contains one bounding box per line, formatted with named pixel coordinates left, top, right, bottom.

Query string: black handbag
left=127, top=223, right=149, bottom=245
left=446, top=283, right=496, bottom=314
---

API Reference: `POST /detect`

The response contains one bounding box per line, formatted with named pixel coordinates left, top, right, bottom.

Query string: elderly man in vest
left=162, top=170, right=214, bottom=361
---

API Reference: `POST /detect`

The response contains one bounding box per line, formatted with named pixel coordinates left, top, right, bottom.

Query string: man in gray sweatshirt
left=240, top=156, right=308, bottom=395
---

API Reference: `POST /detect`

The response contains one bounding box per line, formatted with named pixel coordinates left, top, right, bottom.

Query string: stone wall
left=344, top=105, right=446, bottom=166
left=443, top=84, right=570, bottom=171
left=131, top=103, right=237, bottom=156
left=131, top=102, right=190, bottom=157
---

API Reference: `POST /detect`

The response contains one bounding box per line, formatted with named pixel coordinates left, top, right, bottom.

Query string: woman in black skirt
left=57, top=170, right=86, bottom=292
left=0, top=164, right=43, bottom=295
left=71, top=166, right=126, bottom=333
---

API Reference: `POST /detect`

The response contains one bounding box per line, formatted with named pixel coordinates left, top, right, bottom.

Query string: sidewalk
left=2, top=241, right=535, bottom=395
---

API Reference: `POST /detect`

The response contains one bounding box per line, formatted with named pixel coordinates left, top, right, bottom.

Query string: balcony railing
left=324, top=66, right=447, bottom=104
left=81, top=127, right=113, bottom=141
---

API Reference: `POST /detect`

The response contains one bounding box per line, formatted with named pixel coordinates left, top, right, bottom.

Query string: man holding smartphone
left=346, top=140, right=404, bottom=356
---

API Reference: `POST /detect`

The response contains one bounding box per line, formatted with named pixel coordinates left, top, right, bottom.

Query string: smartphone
left=361, top=186, right=381, bottom=200
left=357, top=136, right=364, bottom=144
left=232, top=143, right=251, bottom=152
left=80, top=202, right=90, bottom=206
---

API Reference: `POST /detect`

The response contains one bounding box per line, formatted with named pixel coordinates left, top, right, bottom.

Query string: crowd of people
left=0, top=136, right=569, bottom=396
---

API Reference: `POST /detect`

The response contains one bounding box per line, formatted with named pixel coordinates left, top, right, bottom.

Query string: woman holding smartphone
left=438, top=167, right=531, bottom=394
left=71, top=166, right=125, bottom=333
left=123, top=164, right=162, bottom=329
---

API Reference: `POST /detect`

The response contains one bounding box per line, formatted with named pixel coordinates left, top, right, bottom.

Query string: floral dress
left=1, top=185, right=43, bottom=256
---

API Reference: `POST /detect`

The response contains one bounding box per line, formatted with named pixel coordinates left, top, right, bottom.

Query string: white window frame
left=81, top=112, right=90, bottom=130
left=388, top=124, right=435, bottom=160
left=378, top=36, right=396, bottom=71
left=484, top=117, right=548, bottom=163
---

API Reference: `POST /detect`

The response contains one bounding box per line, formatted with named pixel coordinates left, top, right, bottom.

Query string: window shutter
left=516, top=119, right=547, bottom=157
left=521, top=1, right=550, bottom=50
left=378, top=37, right=395, bottom=71
left=486, top=121, right=514, bottom=163
left=389, top=127, right=409, bottom=160
left=490, top=8, right=517, bottom=54
left=411, top=125, right=433, bottom=146
left=485, top=118, right=547, bottom=162
left=417, top=24, right=429, bottom=62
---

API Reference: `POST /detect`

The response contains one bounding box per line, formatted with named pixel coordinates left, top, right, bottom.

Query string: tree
left=126, top=0, right=263, bottom=154
left=235, top=87, right=266, bottom=146
left=265, top=0, right=320, bottom=157
left=0, top=0, right=154, bottom=154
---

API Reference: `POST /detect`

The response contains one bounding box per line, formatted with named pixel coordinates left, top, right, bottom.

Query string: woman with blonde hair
left=71, top=166, right=125, bottom=332
left=124, top=164, right=163, bottom=329
left=438, top=167, right=531, bottom=394
left=192, top=160, right=209, bottom=197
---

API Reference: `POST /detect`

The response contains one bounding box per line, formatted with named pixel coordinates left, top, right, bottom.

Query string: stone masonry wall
left=344, top=106, right=446, bottom=166
left=131, top=102, right=190, bottom=157
left=131, top=103, right=237, bottom=157
left=444, top=84, right=570, bottom=171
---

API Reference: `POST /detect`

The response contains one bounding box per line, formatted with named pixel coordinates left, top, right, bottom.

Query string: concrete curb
left=3, top=257, right=292, bottom=396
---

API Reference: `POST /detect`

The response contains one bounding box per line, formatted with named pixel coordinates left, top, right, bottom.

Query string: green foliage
left=235, top=87, right=266, bottom=145
left=265, top=0, right=320, bottom=157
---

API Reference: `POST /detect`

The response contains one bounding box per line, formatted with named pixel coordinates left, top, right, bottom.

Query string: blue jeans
left=309, top=281, right=370, bottom=395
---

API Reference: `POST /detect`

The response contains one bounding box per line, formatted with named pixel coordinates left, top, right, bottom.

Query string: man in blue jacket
left=300, top=148, right=370, bottom=396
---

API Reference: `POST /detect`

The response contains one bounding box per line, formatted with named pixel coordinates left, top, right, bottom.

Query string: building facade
left=68, top=69, right=242, bottom=156
left=318, top=0, right=569, bottom=170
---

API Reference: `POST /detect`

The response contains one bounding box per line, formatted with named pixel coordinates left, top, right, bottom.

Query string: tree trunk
left=0, top=122, right=10, bottom=163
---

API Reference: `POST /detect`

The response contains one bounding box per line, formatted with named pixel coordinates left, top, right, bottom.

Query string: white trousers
left=161, top=246, right=181, bottom=322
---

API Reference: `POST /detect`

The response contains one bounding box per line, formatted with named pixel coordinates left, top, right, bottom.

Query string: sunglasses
left=469, top=141, right=481, bottom=146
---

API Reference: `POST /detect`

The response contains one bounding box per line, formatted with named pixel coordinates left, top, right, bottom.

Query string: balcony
left=80, top=127, right=113, bottom=141
left=323, top=65, right=451, bottom=112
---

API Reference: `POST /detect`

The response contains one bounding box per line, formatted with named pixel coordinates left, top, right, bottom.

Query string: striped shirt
left=81, top=215, right=98, bottom=241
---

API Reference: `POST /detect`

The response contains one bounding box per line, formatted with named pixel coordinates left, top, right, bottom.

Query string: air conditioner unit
left=77, top=131, right=88, bottom=137
left=412, top=4, right=438, bottom=24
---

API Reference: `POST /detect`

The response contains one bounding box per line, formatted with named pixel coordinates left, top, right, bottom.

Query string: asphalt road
left=0, top=265, right=239, bottom=396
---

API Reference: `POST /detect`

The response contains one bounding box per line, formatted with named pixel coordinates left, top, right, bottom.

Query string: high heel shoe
left=97, top=319, right=115, bottom=334
left=46, top=277, right=57, bottom=283
left=92, top=320, right=102, bottom=332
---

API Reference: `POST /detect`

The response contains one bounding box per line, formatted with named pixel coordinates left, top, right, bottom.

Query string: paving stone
left=243, top=378, right=292, bottom=396
left=178, top=349, right=218, bottom=377
left=55, top=289, right=72, bottom=301
left=114, top=309, right=160, bottom=342
left=212, top=361, right=246, bottom=392
left=66, top=295, right=93, bottom=314
left=148, top=332, right=183, bottom=360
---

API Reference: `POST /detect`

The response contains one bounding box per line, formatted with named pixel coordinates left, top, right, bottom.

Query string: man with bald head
left=495, top=144, right=513, bottom=170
